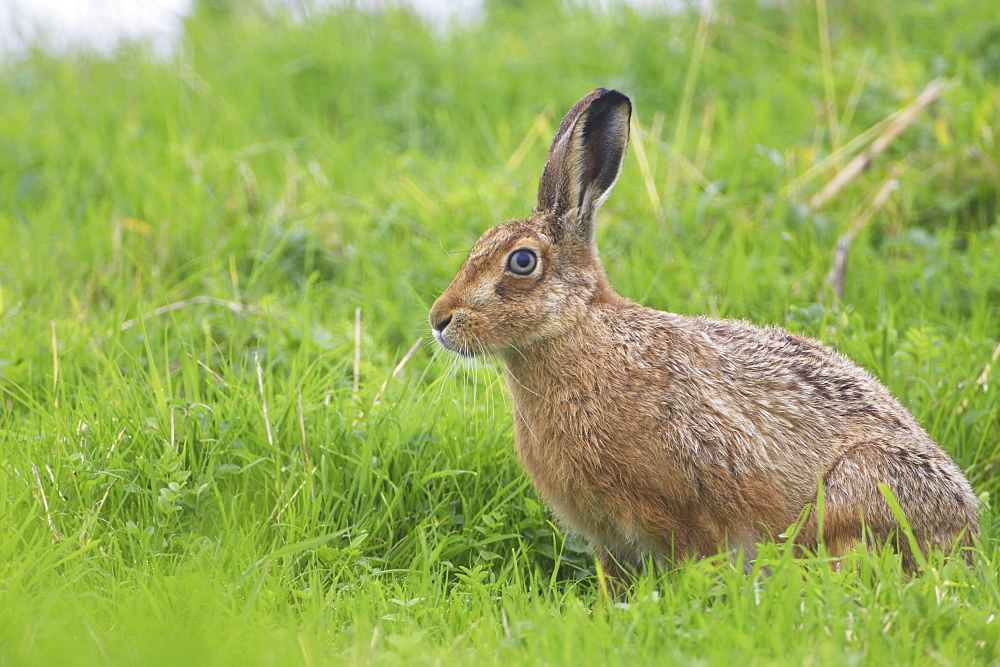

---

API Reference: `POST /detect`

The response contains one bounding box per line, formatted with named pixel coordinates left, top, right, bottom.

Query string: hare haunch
left=429, top=88, right=978, bottom=576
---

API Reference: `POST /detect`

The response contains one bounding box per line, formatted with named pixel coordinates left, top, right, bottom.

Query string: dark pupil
left=514, top=252, right=532, bottom=269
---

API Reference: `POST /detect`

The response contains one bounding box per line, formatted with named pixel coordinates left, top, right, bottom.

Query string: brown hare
left=429, top=88, right=979, bottom=578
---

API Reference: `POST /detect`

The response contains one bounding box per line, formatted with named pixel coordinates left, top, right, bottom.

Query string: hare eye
left=506, top=249, right=538, bottom=275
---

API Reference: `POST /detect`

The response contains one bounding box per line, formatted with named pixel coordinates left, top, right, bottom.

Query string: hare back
left=502, top=301, right=978, bottom=561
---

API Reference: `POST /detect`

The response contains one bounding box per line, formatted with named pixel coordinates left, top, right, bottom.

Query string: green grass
left=1, top=0, right=999, bottom=663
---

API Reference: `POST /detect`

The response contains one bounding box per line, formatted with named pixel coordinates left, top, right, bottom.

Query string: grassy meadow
left=1, top=0, right=999, bottom=662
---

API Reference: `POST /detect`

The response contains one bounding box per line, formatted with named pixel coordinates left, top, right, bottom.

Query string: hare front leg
left=596, top=548, right=639, bottom=599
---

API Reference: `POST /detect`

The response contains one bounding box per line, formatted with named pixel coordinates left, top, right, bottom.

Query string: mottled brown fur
left=429, top=88, right=979, bottom=576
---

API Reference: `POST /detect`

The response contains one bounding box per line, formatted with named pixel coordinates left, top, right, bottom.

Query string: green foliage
left=0, top=0, right=998, bottom=662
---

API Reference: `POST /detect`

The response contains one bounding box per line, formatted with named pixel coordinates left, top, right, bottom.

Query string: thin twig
left=371, top=338, right=423, bottom=409
left=929, top=340, right=1000, bottom=416
left=353, top=307, right=362, bottom=402
left=97, top=296, right=264, bottom=342
left=270, top=474, right=311, bottom=523
left=298, top=389, right=315, bottom=503
left=506, top=111, right=552, bottom=172
left=811, top=78, right=950, bottom=210
left=974, top=340, right=1000, bottom=391
left=169, top=406, right=177, bottom=453
left=107, top=426, right=127, bottom=460
left=298, top=389, right=311, bottom=470
left=784, top=114, right=892, bottom=197
left=81, top=479, right=117, bottom=543
left=31, top=464, right=63, bottom=540
left=354, top=338, right=422, bottom=427
left=673, top=152, right=720, bottom=197
left=629, top=119, right=664, bottom=227
left=823, top=176, right=900, bottom=301
left=693, top=97, right=716, bottom=174
left=195, top=355, right=229, bottom=387
left=816, top=0, right=842, bottom=157
left=665, top=5, right=712, bottom=204
left=50, top=319, right=59, bottom=407
left=350, top=306, right=364, bottom=426
left=240, top=161, right=259, bottom=214
left=267, top=472, right=298, bottom=522
left=255, top=353, right=274, bottom=450
left=839, top=50, right=875, bottom=136
left=390, top=339, right=423, bottom=379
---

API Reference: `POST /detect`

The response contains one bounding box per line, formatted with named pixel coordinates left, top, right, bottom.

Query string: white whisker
left=504, top=345, right=550, bottom=404
left=506, top=376, right=539, bottom=446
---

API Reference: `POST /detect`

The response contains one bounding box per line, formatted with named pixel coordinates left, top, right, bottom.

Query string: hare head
left=429, top=88, right=631, bottom=359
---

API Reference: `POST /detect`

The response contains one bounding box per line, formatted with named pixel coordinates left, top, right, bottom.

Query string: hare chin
left=432, top=331, right=494, bottom=368
left=451, top=353, right=494, bottom=370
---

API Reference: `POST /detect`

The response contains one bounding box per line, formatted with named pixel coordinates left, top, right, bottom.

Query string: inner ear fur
left=535, top=88, right=632, bottom=243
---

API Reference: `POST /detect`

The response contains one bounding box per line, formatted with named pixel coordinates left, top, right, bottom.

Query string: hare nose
left=431, top=314, right=453, bottom=332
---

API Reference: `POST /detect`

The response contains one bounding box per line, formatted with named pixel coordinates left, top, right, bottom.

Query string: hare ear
left=536, top=88, right=631, bottom=243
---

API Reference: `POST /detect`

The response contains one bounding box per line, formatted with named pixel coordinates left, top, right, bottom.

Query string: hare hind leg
left=817, top=443, right=978, bottom=569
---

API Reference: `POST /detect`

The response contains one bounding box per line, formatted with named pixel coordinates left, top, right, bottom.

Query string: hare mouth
left=432, top=329, right=480, bottom=357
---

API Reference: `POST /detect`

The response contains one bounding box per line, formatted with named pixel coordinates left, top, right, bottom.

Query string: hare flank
left=429, top=88, right=979, bottom=578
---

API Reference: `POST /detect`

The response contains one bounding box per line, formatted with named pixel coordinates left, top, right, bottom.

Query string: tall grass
left=1, top=0, right=998, bottom=662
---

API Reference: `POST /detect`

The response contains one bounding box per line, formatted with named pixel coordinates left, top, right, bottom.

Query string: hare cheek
left=464, top=281, right=496, bottom=308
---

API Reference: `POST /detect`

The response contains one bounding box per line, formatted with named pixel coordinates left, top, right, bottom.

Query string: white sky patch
left=0, top=0, right=697, bottom=60
left=1, top=0, right=194, bottom=58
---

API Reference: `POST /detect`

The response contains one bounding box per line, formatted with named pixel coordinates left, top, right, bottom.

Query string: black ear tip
left=594, top=86, right=625, bottom=97
left=591, top=88, right=632, bottom=113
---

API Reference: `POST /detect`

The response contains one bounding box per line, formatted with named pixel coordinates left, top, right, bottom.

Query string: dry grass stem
left=823, top=175, right=900, bottom=301
left=674, top=152, right=720, bottom=197
left=811, top=78, right=950, bottom=209
left=50, top=319, right=59, bottom=408
left=630, top=120, right=664, bottom=226
left=507, top=111, right=553, bottom=172
left=98, top=296, right=263, bottom=342
left=371, top=338, right=422, bottom=409
left=81, top=480, right=117, bottom=544
left=974, top=341, right=1000, bottom=391
left=255, top=352, right=275, bottom=450
left=355, top=338, right=422, bottom=428
left=353, top=307, right=362, bottom=400
left=298, top=389, right=311, bottom=471
left=31, top=464, right=63, bottom=540
left=195, top=355, right=229, bottom=387
left=665, top=6, right=712, bottom=202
